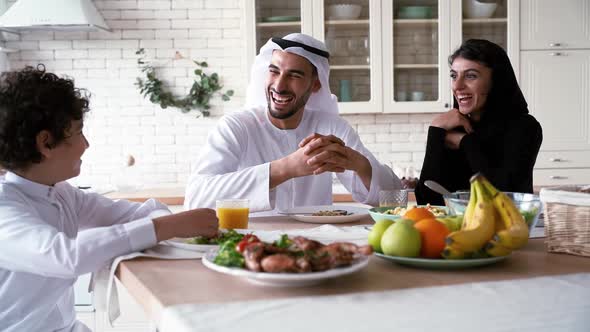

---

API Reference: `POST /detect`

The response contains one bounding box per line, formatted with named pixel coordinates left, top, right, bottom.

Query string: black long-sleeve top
left=415, top=113, right=542, bottom=205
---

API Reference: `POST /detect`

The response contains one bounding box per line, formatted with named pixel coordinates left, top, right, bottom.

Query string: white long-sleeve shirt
left=185, top=107, right=401, bottom=214
left=0, top=172, right=169, bottom=332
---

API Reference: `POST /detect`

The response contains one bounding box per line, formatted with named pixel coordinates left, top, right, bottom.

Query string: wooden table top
left=116, top=216, right=590, bottom=323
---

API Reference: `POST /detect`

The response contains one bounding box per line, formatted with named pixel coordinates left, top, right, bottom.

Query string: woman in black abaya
left=415, top=39, right=542, bottom=205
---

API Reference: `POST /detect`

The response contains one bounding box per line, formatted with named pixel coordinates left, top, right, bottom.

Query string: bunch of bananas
left=442, top=174, right=529, bottom=259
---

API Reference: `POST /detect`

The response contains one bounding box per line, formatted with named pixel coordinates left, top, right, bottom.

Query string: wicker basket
left=539, top=185, right=590, bottom=257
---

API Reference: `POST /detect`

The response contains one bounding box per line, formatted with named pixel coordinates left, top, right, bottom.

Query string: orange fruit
left=403, top=207, right=435, bottom=223
left=413, top=218, right=450, bottom=258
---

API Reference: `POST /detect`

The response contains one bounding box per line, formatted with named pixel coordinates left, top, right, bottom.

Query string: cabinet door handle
left=549, top=158, right=565, bottom=162
left=444, top=103, right=449, bottom=108
left=549, top=43, right=562, bottom=47
left=549, top=52, right=564, bottom=56
left=549, top=175, right=568, bottom=180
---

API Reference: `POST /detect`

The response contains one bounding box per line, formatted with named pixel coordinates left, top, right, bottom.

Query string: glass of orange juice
left=216, top=199, right=249, bottom=229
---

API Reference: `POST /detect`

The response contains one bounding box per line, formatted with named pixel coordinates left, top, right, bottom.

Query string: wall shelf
left=394, top=64, right=438, bottom=69
left=331, top=65, right=370, bottom=70
left=325, top=19, right=370, bottom=26
left=393, top=19, right=439, bottom=25
left=257, top=22, right=300, bottom=28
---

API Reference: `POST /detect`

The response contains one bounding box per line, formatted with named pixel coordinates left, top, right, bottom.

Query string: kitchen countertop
left=105, top=185, right=547, bottom=206
left=105, top=186, right=375, bottom=205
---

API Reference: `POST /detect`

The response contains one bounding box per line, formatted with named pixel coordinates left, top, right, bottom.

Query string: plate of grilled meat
left=202, top=235, right=372, bottom=286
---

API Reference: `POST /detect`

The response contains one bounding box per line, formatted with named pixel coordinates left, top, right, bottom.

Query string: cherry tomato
left=235, top=234, right=260, bottom=253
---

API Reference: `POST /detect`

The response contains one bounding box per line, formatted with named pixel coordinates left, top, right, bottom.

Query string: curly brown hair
left=0, top=65, right=90, bottom=170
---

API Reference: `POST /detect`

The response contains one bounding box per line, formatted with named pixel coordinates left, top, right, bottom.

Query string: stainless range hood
left=0, top=0, right=110, bottom=32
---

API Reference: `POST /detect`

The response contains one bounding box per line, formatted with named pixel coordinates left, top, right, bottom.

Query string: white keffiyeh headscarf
left=245, top=33, right=339, bottom=114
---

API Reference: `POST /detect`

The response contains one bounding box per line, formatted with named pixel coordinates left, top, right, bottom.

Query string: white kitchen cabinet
left=519, top=0, right=590, bottom=186
left=534, top=169, right=590, bottom=186
left=520, top=0, right=590, bottom=50
left=535, top=151, right=590, bottom=169
left=244, top=0, right=519, bottom=114
left=520, top=50, right=590, bottom=151
left=383, top=0, right=451, bottom=113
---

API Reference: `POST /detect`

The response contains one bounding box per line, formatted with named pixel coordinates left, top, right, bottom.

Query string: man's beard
left=266, top=86, right=313, bottom=120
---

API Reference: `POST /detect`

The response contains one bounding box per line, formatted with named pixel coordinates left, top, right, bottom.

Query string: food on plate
left=383, top=204, right=447, bottom=218
left=312, top=209, right=351, bottom=216
left=370, top=175, right=529, bottom=261
left=214, top=234, right=372, bottom=273
left=443, top=174, right=529, bottom=259
left=186, top=229, right=243, bottom=245
left=380, top=219, right=421, bottom=257
left=368, top=216, right=461, bottom=258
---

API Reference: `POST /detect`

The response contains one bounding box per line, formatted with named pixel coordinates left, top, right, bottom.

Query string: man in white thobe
left=0, top=66, right=218, bottom=332
left=185, top=34, right=401, bottom=214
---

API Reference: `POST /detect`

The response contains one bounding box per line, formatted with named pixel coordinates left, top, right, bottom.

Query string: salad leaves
left=214, top=237, right=246, bottom=267
left=187, top=229, right=244, bottom=245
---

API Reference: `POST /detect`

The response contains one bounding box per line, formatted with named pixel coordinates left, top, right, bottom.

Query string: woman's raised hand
left=431, top=108, right=473, bottom=134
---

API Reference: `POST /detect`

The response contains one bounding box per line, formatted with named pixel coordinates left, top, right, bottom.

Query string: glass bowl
left=462, top=0, right=497, bottom=19
left=326, top=4, right=362, bottom=20
left=443, top=191, right=542, bottom=233
left=398, top=6, right=433, bottom=19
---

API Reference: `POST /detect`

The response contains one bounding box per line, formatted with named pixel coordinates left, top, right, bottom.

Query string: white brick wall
left=5, top=0, right=435, bottom=189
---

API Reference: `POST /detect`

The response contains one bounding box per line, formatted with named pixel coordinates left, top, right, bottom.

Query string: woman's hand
left=431, top=108, right=473, bottom=133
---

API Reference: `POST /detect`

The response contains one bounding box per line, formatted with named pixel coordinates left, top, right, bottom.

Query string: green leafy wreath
left=135, top=48, right=234, bottom=117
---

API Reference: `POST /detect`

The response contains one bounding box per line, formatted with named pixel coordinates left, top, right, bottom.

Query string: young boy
left=0, top=66, right=218, bottom=332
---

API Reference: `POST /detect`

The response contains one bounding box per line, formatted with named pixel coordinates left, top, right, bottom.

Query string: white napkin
left=249, top=225, right=371, bottom=245
left=91, top=244, right=207, bottom=327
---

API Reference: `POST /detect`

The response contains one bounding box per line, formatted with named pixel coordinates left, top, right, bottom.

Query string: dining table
left=115, top=215, right=590, bottom=332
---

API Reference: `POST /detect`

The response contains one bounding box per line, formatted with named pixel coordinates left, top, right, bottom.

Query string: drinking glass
left=216, top=199, right=249, bottom=229
left=379, top=190, right=408, bottom=208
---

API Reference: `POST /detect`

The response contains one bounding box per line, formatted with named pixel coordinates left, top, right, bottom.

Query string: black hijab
left=449, top=39, right=528, bottom=133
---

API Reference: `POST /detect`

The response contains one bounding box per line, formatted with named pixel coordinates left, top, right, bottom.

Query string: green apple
left=396, top=218, right=415, bottom=227
left=367, top=220, right=394, bottom=253
left=381, top=220, right=421, bottom=257
left=437, top=215, right=463, bottom=232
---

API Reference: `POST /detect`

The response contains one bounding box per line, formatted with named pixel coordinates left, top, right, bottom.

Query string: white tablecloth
left=159, top=273, right=590, bottom=332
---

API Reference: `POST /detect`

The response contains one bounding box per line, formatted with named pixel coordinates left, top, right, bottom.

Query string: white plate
left=283, top=205, right=369, bottom=224
left=202, top=249, right=370, bottom=287
left=162, top=237, right=219, bottom=252
left=374, top=252, right=510, bottom=269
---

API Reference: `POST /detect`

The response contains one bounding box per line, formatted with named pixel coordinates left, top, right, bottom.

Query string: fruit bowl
left=369, top=207, right=404, bottom=222
left=369, top=205, right=449, bottom=223
left=326, top=4, right=362, bottom=20
left=443, top=191, right=542, bottom=233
